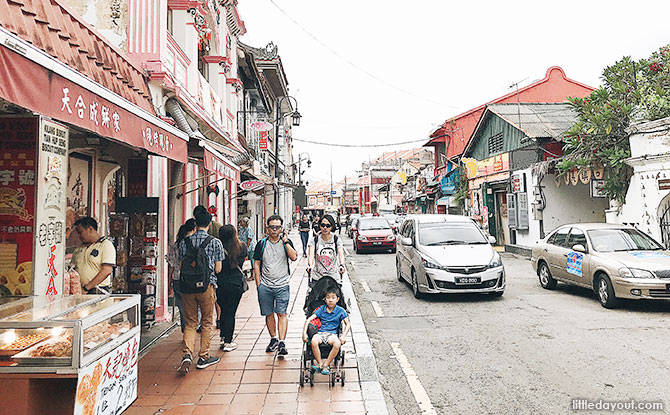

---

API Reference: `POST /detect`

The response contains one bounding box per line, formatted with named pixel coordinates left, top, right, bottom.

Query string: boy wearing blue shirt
left=302, top=290, right=350, bottom=375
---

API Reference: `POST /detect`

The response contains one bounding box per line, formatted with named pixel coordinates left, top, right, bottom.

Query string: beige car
left=531, top=223, right=670, bottom=308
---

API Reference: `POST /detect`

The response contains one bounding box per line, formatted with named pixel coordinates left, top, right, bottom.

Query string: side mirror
left=572, top=244, right=586, bottom=253
left=488, top=235, right=496, bottom=244
left=401, top=237, right=413, bottom=246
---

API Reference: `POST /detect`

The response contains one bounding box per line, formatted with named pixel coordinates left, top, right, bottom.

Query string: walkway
left=127, top=230, right=375, bottom=414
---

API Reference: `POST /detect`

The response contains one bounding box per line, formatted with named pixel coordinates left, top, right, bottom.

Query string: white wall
left=512, top=167, right=541, bottom=248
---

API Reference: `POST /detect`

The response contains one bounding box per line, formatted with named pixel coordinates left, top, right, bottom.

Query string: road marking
left=370, top=301, right=384, bottom=317
left=391, top=342, right=437, bottom=415
left=344, top=247, right=350, bottom=255
left=361, top=280, right=371, bottom=292
left=350, top=260, right=356, bottom=267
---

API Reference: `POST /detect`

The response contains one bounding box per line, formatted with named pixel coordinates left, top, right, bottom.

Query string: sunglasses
left=268, top=225, right=282, bottom=230
left=320, top=223, right=332, bottom=228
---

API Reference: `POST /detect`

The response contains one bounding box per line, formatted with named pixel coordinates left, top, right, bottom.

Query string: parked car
left=532, top=223, right=670, bottom=308
left=383, top=214, right=399, bottom=233
left=354, top=217, right=396, bottom=254
left=396, top=214, right=504, bottom=299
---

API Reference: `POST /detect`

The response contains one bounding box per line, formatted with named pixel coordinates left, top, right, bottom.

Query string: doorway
left=495, top=191, right=510, bottom=246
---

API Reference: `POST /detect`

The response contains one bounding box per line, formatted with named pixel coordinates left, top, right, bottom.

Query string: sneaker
left=266, top=338, right=279, bottom=353
left=196, top=356, right=220, bottom=369
left=311, top=364, right=322, bottom=373
left=277, top=342, right=288, bottom=356
left=223, top=342, right=238, bottom=352
left=320, top=366, right=331, bottom=375
left=177, top=354, right=192, bottom=375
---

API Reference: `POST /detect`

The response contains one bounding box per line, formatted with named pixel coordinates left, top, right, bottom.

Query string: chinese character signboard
left=0, top=117, right=37, bottom=296
left=75, top=332, right=140, bottom=415
left=258, top=131, right=268, bottom=150
left=33, top=118, right=68, bottom=296
left=203, top=148, right=241, bottom=182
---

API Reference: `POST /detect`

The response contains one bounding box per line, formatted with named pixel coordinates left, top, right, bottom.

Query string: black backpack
left=180, top=236, right=214, bottom=294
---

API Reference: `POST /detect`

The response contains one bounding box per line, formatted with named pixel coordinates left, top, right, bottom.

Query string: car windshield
left=384, top=215, right=397, bottom=222
left=419, top=222, right=488, bottom=245
left=587, top=228, right=663, bottom=252
left=359, top=219, right=391, bottom=230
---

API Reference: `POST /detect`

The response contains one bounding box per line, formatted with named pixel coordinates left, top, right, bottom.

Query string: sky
left=237, top=0, right=670, bottom=186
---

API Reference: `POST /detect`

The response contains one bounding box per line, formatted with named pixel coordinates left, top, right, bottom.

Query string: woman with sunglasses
left=307, top=214, right=346, bottom=285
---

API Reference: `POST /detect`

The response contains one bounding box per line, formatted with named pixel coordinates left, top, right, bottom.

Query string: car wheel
left=411, top=269, right=423, bottom=299
left=597, top=274, right=618, bottom=309
left=391, top=247, right=396, bottom=253
left=396, top=258, right=404, bottom=282
left=354, top=242, right=359, bottom=254
left=489, top=290, right=504, bottom=298
left=538, top=261, right=557, bottom=290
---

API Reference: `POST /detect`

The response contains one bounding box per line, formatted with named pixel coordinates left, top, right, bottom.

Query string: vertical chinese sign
left=0, top=117, right=37, bottom=296
left=33, top=118, right=69, bottom=296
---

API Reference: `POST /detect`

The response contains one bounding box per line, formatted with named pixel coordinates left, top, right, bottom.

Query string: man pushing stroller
left=302, top=288, right=350, bottom=375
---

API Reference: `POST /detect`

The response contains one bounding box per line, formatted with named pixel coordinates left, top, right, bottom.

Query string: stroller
left=299, top=275, right=348, bottom=387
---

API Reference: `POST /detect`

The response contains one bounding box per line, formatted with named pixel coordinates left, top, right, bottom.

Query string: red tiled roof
left=0, top=0, right=155, bottom=113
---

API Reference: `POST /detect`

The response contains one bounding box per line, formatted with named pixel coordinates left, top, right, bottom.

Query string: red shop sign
left=0, top=46, right=188, bottom=163
left=203, top=148, right=240, bottom=182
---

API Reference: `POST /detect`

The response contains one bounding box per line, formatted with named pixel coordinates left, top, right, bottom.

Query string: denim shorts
left=257, top=284, right=290, bottom=316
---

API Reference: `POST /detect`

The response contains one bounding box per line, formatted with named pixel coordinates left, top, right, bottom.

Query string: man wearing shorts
left=254, top=215, right=297, bottom=356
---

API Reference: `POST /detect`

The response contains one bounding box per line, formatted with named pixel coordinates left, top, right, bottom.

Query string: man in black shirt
left=298, top=214, right=311, bottom=258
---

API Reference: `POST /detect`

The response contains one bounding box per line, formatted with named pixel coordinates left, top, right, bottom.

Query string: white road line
left=370, top=300, right=384, bottom=317
left=361, top=280, right=371, bottom=293
left=391, top=342, right=437, bottom=415
left=344, top=247, right=350, bottom=255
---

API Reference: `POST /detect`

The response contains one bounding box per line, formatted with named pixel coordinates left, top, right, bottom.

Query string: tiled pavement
left=127, top=231, right=368, bottom=414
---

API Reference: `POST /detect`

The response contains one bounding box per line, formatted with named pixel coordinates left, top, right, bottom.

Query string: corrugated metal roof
left=0, top=0, right=154, bottom=113
left=485, top=103, right=577, bottom=140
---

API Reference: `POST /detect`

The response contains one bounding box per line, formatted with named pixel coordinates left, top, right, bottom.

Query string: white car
left=396, top=214, right=505, bottom=298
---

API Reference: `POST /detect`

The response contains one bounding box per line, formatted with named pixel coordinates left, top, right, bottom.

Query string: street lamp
left=274, top=95, right=301, bottom=213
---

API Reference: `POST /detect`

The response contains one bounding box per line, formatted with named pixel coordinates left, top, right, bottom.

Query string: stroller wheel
left=299, top=356, right=305, bottom=387
left=309, top=369, right=314, bottom=387
left=341, top=370, right=346, bottom=386
left=330, top=371, right=336, bottom=387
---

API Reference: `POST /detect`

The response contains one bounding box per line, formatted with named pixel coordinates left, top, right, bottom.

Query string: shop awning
left=437, top=196, right=451, bottom=206
left=201, top=142, right=241, bottom=182
left=0, top=26, right=189, bottom=163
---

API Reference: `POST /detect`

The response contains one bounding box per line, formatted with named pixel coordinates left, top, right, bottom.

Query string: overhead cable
left=292, top=137, right=429, bottom=147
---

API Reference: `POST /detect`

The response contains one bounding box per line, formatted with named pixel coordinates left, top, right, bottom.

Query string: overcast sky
left=238, top=0, right=670, bottom=186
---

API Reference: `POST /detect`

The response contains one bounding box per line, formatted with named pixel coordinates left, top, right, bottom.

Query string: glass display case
left=0, top=294, right=140, bottom=374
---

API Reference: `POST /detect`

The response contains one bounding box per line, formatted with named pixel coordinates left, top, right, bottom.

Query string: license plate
left=455, top=276, right=481, bottom=284
left=373, top=242, right=382, bottom=245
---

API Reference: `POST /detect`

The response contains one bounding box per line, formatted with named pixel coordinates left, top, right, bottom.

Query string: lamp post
left=295, top=152, right=311, bottom=186
left=273, top=95, right=301, bottom=214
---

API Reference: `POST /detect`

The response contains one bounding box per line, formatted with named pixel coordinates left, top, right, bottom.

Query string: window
left=167, top=9, right=173, bottom=35
left=488, top=132, right=504, bottom=155
left=587, top=228, right=663, bottom=252
left=567, top=228, right=587, bottom=249
left=198, top=47, right=208, bottom=81
left=548, top=227, right=570, bottom=248
left=418, top=222, right=488, bottom=246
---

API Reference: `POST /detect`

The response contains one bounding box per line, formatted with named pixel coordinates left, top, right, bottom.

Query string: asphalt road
left=342, top=233, right=670, bottom=415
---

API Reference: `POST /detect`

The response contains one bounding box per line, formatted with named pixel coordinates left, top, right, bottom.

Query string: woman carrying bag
left=216, top=224, right=249, bottom=352
left=307, top=214, right=346, bottom=286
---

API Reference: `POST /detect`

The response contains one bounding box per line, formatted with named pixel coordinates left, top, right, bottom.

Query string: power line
left=292, top=137, right=429, bottom=148
left=267, top=0, right=459, bottom=109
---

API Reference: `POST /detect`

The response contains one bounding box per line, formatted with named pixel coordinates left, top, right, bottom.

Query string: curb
left=342, top=267, right=390, bottom=415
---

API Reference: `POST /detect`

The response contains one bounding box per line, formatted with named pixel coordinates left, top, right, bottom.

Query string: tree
left=557, top=44, right=670, bottom=204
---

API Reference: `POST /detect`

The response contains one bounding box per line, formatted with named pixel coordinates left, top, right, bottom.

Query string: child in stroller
left=300, top=276, right=350, bottom=386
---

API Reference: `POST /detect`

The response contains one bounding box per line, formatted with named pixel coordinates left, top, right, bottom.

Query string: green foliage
left=558, top=44, right=670, bottom=204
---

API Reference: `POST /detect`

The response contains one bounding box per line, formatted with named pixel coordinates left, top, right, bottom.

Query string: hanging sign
left=511, top=174, right=524, bottom=192
left=258, top=131, right=268, bottom=150
left=579, top=167, right=591, bottom=184
left=591, top=179, right=606, bottom=198
left=75, top=332, right=140, bottom=415
left=569, top=170, right=579, bottom=186
left=240, top=180, right=264, bottom=191
left=250, top=121, right=273, bottom=132
left=592, top=164, right=605, bottom=180
left=33, top=118, right=68, bottom=296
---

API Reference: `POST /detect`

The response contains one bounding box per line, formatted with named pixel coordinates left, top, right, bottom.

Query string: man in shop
left=177, top=209, right=224, bottom=374
left=72, top=217, right=117, bottom=294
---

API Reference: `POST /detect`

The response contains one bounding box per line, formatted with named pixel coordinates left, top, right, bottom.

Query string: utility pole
left=273, top=99, right=280, bottom=214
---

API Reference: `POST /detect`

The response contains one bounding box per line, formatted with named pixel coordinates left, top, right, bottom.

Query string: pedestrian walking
left=217, top=225, right=248, bottom=352
left=194, top=205, right=222, bottom=328
left=253, top=215, right=298, bottom=356
left=238, top=217, right=256, bottom=280
left=166, top=219, right=196, bottom=333
left=72, top=217, right=116, bottom=294
left=336, top=212, right=342, bottom=235
left=307, top=214, right=346, bottom=285
left=177, top=209, right=223, bottom=375
left=298, top=214, right=311, bottom=258
left=312, top=214, right=322, bottom=239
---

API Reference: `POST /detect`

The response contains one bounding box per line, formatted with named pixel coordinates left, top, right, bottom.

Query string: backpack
left=257, top=237, right=291, bottom=276
left=179, top=235, right=214, bottom=294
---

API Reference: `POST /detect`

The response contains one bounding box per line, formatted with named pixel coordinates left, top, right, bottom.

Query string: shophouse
left=463, top=103, right=608, bottom=254
left=606, top=117, right=670, bottom=248
left=424, top=67, right=594, bottom=213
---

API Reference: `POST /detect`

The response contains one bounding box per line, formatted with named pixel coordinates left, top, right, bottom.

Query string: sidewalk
left=127, top=229, right=380, bottom=415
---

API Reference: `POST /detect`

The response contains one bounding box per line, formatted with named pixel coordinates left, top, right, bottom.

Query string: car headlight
left=618, top=268, right=656, bottom=279
left=386, top=235, right=395, bottom=241
left=421, top=256, right=441, bottom=269
left=358, top=235, right=367, bottom=242
left=488, top=253, right=502, bottom=268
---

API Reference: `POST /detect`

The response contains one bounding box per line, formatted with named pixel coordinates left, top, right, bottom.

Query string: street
left=342, top=233, right=670, bottom=414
